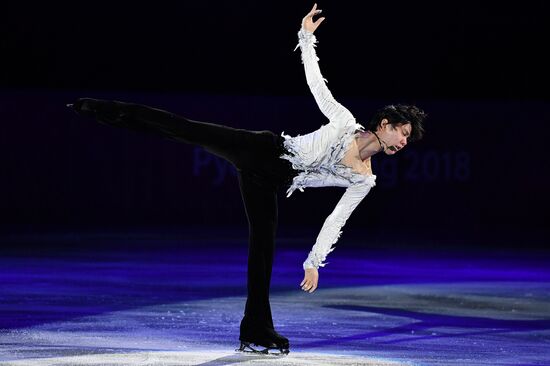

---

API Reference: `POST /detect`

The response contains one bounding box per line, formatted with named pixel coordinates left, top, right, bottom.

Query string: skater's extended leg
left=70, top=98, right=273, bottom=169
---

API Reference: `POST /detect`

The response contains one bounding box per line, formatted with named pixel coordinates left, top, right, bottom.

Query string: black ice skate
left=67, top=98, right=182, bottom=139
left=236, top=327, right=290, bottom=355
left=67, top=98, right=132, bottom=127
left=236, top=339, right=289, bottom=356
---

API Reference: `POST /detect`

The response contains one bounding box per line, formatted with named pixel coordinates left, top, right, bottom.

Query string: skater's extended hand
left=301, top=3, right=325, bottom=33
left=300, top=268, right=319, bottom=293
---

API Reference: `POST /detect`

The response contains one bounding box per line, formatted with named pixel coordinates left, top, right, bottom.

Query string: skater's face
left=377, top=119, right=411, bottom=155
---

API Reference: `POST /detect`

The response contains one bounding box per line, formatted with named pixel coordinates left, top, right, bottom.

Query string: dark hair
left=365, top=104, right=427, bottom=142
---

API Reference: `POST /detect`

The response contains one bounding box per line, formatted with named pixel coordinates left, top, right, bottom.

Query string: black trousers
left=78, top=99, right=297, bottom=333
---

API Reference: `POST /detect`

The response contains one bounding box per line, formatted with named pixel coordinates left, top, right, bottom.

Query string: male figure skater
left=68, top=3, right=425, bottom=355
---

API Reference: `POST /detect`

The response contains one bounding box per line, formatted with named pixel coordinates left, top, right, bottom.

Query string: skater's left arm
left=300, top=183, right=373, bottom=292
left=300, top=184, right=372, bottom=293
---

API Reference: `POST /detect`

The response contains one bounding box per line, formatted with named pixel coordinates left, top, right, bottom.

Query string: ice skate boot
left=67, top=98, right=130, bottom=127
left=237, top=326, right=289, bottom=355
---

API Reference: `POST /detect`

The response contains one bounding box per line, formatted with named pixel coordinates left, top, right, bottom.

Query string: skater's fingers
left=309, top=280, right=317, bottom=292
left=309, top=3, right=317, bottom=15
left=301, top=268, right=315, bottom=289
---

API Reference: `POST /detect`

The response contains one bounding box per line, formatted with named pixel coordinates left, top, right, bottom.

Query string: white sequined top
left=280, top=28, right=377, bottom=270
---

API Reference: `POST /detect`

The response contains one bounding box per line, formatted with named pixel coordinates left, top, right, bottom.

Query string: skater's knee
left=249, top=222, right=277, bottom=239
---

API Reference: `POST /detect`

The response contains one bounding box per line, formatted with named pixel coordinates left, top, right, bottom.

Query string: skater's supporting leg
left=238, top=171, right=289, bottom=353
left=237, top=169, right=290, bottom=353
left=237, top=170, right=278, bottom=332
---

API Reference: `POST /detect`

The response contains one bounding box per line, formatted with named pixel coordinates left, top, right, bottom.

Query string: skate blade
left=236, top=341, right=289, bottom=356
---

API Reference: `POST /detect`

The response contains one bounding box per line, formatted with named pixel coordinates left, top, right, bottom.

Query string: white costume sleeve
left=303, top=183, right=374, bottom=270
left=295, top=28, right=357, bottom=131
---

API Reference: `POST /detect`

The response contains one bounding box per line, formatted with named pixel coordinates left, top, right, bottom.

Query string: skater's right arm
left=296, top=4, right=356, bottom=130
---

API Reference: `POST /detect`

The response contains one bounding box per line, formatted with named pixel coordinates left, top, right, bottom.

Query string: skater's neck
left=355, top=131, right=384, bottom=160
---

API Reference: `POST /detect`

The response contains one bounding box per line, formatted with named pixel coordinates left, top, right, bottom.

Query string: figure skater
left=68, top=3, right=426, bottom=355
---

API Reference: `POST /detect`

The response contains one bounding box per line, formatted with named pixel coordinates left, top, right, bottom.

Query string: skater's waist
left=273, top=132, right=299, bottom=188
